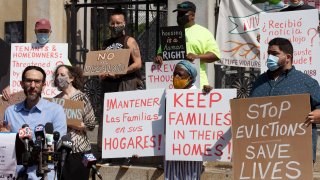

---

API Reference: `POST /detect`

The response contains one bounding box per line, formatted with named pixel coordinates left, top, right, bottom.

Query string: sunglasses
left=177, top=3, right=190, bottom=9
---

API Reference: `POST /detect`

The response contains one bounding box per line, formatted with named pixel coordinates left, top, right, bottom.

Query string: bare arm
left=186, top=52, right=219, bottom=63
left=126, top=37, right=142, bottom=74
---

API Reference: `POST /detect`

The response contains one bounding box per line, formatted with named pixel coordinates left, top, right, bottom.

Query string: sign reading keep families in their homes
left=165, top=89, right=237, bottom=161
left=145, top=60, right=200, bottom=89
left=10, top=43, right=70, bottom=98
left=83, top=49, right=131, bottom=76
left=260, top=9, right=320, bottom=82
left=230, top=94, right=312, bottom=179
left=160, top=26, right=186, bottom=60
left=102, top=89, right=166, bottom=158
left=0, top=133, right=17, bottom=179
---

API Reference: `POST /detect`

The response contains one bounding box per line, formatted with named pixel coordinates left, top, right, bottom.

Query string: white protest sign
left=102, top=89, right=166, bottom=158
left=0, top=133, right=17, bottom=177
left=145, top=60, right=200, bottom=89
left=10, top=43, right=71, bottom=98
left=260, top=10, right=320, bottom=82
left=165, top=89, right=237, bottom=161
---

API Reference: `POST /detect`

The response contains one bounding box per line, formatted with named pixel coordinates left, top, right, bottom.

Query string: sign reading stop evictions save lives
left=10, top=43, right=70, bottom=98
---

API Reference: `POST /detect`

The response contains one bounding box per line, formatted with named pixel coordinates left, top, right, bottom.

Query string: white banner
left=102, top=89, right=166, bottom=158
left=259, top=10, right=320, bottom=81
left=216, top=0, right=285, bottom=68
left=0, top=133, right=16, bottom=178
left=10, top=43, right=70, bottom=98
left=165, top=89, right=237, bottom=161
left=145, top=60, right=200, bottom=89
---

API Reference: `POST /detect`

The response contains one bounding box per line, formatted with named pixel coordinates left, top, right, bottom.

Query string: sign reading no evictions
left=83, top=49, right=130, bottom=76
left=48, top=98, right=84, bottom=127
left=230, top=94, right=312, bottom=179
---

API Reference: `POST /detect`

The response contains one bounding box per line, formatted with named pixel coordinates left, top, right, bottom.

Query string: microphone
left=45, top=123, right=54, bottom=147
left=82, top=153, right=103, bottom=180
left=18, top=124, right=32, bottom=152
left=57, top=135, right=72, bottom=169
left=34, top=124, right=46, bottom=148
left=53, top=131, right=60, bottom=152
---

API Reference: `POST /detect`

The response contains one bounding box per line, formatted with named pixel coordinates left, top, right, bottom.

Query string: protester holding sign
left=99, top=7, right=142, bottom=92
left=165, top=60, right=212, bottom=180
left=53, top=65, right=95, bottom=180
left=2, top=18, right=53, bottom=100
left=250, top=37, right=320, bottom=162
left=154, top=1, right=220, bottom=87
left=97, top=7, right=143, bottom=164
left=1, top=66, right=67, bottom=179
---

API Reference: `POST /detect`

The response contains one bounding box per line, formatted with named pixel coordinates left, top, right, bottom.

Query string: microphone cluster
left=17, top=123, right=103, bottom=180
left=17, top=122, right=73, bottom=179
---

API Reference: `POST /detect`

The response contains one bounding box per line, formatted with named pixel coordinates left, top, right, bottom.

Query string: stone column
left=26, top=0, right=67, bottom=43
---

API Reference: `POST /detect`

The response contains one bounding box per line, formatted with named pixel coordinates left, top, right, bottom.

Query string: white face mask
left=55, top=76, right=69, bottom=90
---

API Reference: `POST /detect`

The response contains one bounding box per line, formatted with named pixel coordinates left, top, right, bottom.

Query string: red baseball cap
left=35, top=18, right=51, bottom=31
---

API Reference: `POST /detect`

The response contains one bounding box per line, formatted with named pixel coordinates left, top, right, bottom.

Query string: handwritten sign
left=0, top=91, right=25, bottom=125
left=230, top=94, right=312, bottom=179
left=145, top=60, right=200, bottom=89
left=10, top=43, right=70, bottom=98
left=260, top=10, right=320, bottom=82
left=160, top=26, right=186, bottom=60
left=83, top=49, right=130, bottom=76
left=47, top=98, right=84, bottom=127
left=0, top=133, right=17, bottom=178
left=165, top=89, right=237, bottom=161
left=102, top=89, right=165, bottom=158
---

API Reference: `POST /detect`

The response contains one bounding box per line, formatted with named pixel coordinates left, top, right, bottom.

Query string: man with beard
left=1, top=66, right=67, bottom=179
left=250, top=37, right=320, bottom=163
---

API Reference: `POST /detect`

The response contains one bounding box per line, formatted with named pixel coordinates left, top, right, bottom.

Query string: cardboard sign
left=83, top=49, right=131, bottom=76
left=260, top=10, right=320, bottom=82
left=165, top=89, right=237, bottom=161
left=0, top=91, right=25, bottom=125
left=230, top=94, right=312, bottom=179
left=47, top=98, right=84, bottom=127
left=102, top=89, right=166, bottom=158
left=145, top=60, right=200, bottom=89
left=10, top=43, right=70, bottom=98
left=160, top=26, right=186, bottom=60
left=0, top=133, right=17, bottom=177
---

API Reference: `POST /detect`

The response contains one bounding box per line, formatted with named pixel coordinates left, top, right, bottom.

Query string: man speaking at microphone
left=1, top=65, right=67, bottom=179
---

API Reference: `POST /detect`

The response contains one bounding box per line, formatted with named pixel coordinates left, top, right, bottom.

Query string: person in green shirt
left=154, top=1, right=221, bottom=87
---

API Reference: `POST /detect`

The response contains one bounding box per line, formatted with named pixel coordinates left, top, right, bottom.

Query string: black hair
left=53, top=64, right=84, bottom=90
left=268, top=37, right=293, bottom=58
left=22, top=66, right=46, bottom=82
left=110, top=6, right=126, bottom=20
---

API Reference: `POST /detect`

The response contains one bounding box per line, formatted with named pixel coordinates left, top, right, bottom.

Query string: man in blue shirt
left=250, top=37, right=320, bottom=162
left=1, top=65, right=67, bottom=179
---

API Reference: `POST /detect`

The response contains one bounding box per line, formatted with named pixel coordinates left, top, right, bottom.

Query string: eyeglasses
left=24, top=78, right=43, bottom=85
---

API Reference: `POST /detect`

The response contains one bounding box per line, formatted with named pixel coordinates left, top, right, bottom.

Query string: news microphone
left=57, top=135, right=72, bottom=169
left=45, top=123, right=54, bottom=147
left=34, top=124, right=46, bottom=147
left=53, top=131, right=60, bottom=152
left=18, top=124, right=32, bottom=152
left=82, top=153, right=103, bottom=180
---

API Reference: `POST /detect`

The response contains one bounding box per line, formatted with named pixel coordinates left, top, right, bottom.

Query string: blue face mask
left=267, top=54, right=280, bottom=71
left=36, top=33, right=49, bottom=45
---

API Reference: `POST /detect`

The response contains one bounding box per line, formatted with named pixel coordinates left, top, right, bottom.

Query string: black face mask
left=177, top=14, right=189, bottom=27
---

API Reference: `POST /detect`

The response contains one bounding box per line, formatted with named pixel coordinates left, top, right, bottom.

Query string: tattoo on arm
left=132, top=41, right=141, bottom=58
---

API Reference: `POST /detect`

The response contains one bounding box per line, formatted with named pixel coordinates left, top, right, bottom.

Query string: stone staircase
left=87, top=126, right=320, bottom=180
